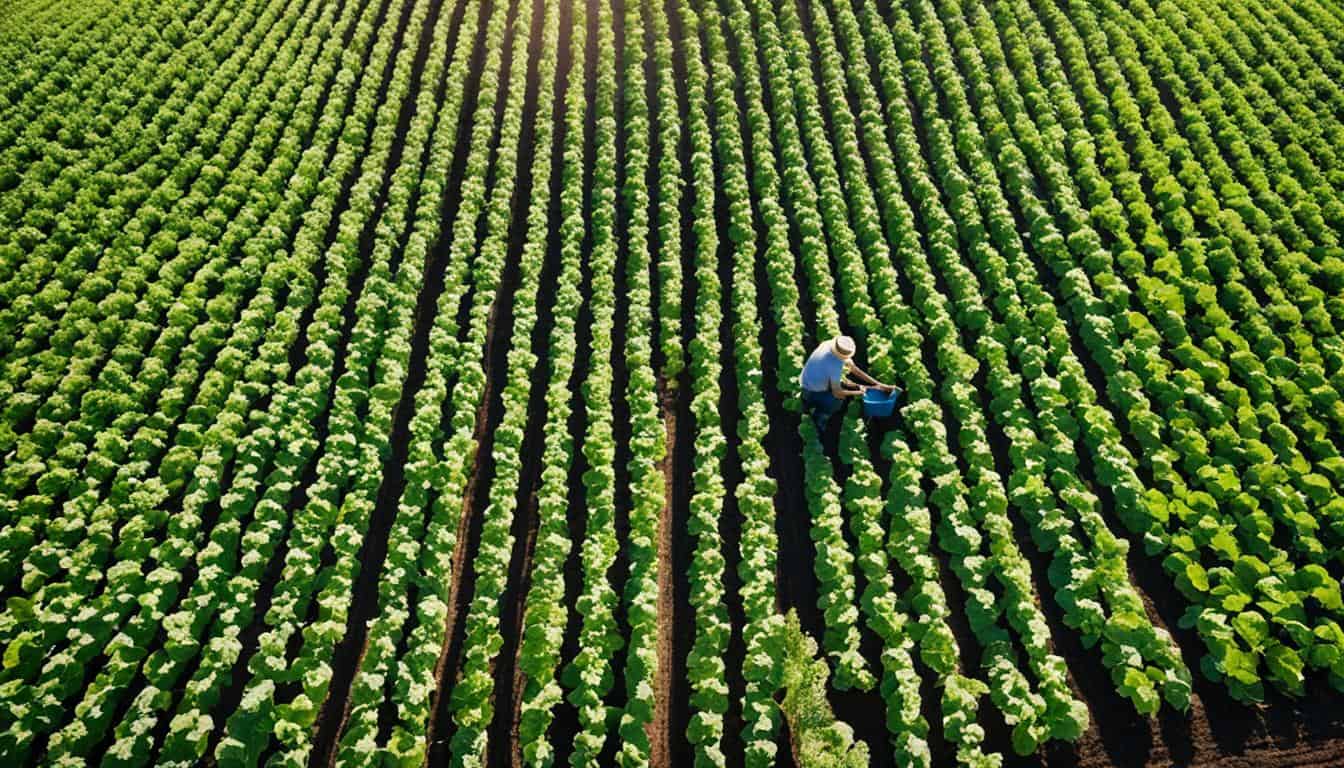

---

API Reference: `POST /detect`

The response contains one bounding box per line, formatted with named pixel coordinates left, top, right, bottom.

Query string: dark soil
left=656, top=0, right=698, bottom=760
left=649, top=387, right=680, bottom=768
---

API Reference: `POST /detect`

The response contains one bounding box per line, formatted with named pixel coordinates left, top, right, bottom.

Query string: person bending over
left=798, top=335, right=894, bottom=430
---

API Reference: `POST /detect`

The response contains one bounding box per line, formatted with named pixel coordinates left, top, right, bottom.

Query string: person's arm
left=846, top=363, right=895, bottom=392
left=831, top=379, right=865, bottom=398
left=846, top=363, right=879, bottom=386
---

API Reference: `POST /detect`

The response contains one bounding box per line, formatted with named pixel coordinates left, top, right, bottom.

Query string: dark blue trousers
left=802, top=388, right=842, bottom=430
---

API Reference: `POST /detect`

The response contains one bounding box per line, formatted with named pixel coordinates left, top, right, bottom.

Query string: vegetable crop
left=5, top=0, right=1344, bottom=763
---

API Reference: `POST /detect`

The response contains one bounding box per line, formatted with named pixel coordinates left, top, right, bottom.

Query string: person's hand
left=881, top=384, right=895, bottom=393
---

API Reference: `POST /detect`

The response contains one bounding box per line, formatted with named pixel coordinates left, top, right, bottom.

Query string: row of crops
left=2, top=0, right=1344, bottom=762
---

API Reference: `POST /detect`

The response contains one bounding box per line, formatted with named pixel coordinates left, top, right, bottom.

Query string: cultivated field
left=3, top=0, right=1344, bottom=764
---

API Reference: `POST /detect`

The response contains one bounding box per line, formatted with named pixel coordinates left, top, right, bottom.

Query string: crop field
left=4, top=0, right=1344, bottom=764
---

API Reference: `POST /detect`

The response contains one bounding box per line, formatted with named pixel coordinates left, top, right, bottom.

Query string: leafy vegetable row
left=513, top=0, right=588, bottom=759
left=615, top=0, right=670, bottom=762
left=692, top=0, right=790, bottom=760
left=562, top=0, right=624, bottom=757
left=670, top=2, right=733, bottom=762
left=0, top=0, right=308, bottom=579
left=849, top=0, right=1189, bottom=716
left=999, top=0, right=1344, bottom=699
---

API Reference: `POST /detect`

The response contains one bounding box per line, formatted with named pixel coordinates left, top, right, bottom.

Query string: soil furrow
left=659, top=0, right=698, bottom=759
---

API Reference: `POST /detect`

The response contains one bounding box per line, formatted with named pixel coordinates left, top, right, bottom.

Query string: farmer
left=799, top=335, right=895, bottom=429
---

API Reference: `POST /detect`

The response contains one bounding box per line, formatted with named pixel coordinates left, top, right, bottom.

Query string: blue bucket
left=862, top=388, right=900, bottom=418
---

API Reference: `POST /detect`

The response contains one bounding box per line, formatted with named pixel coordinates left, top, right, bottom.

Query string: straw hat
left=832, top=335, right=856, bottom=359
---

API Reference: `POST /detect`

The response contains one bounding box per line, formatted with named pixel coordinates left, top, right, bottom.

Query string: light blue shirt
left=800, top=341, right=847, bottom=392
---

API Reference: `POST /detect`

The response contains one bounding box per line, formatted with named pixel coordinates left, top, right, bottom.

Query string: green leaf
left=5, top=597, right=34, bottom=622
left=1233, top=556, right=1269, bottom=590
left=1209, top=529, right=1239, bottom=559
left=1010, top=721, right=1038, bottom=755
left=1163, top=674, right=1192, bottom=712
left=1119, top=667, right=1159, bottom=715
left=1232, top=611, right=1269, bottom=648
left=1185, top=562, right=1210, bottom=592
left=1222, top=646, right=1260, bottom=685
left=1264, top=644, right=1305, bottom=696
